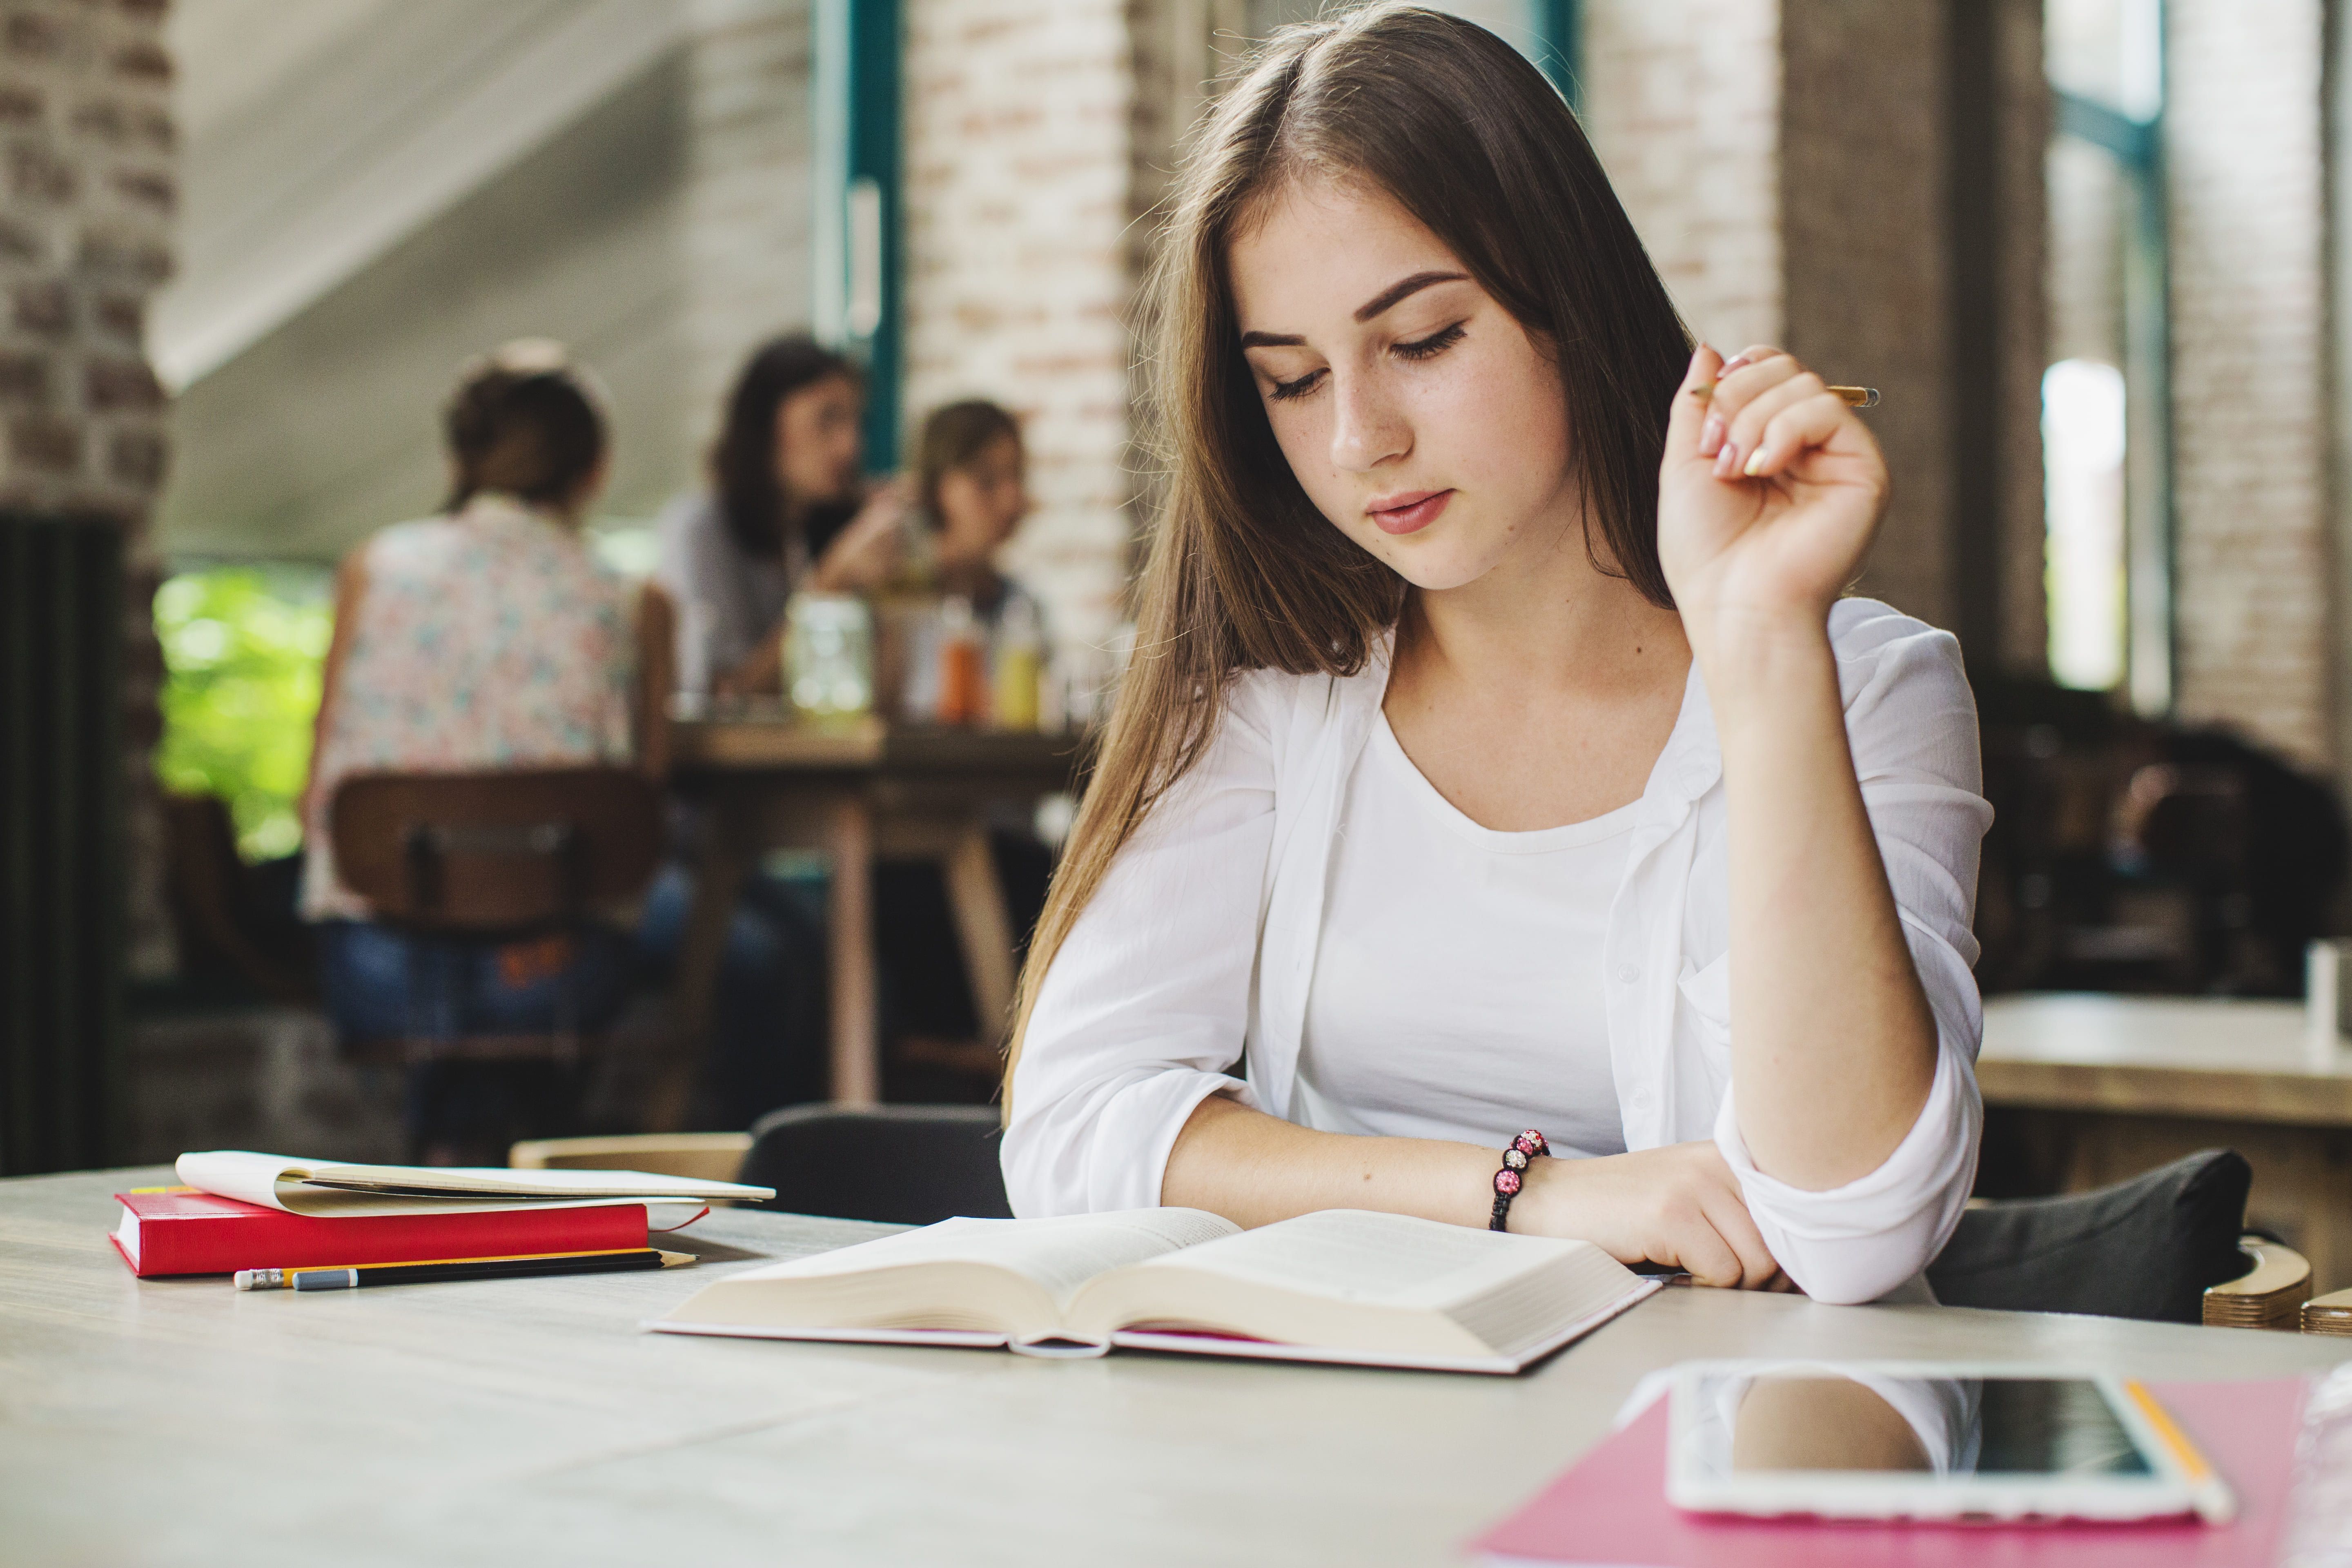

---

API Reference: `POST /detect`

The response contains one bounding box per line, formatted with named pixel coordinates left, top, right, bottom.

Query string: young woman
left=872, top=401, right=1056, bottom=1059
left=657, top=334, right=907, bottom=697
left=304, top=341, right=675, bottom=1162
left=906, top=398, right=1034, bottom=615
left=1000, top=5, right=1991, bottom=1305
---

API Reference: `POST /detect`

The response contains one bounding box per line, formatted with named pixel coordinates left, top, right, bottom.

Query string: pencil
left=233, top=1248, right=697, bottom=1291
left=1688, top=384, right=1880, bottom=408
left=2121, top=1379, right=2238, bottom=1526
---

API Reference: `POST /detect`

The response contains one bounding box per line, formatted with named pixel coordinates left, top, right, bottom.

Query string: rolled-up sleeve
left=1714, top=609, right=1993, bottom=1304
left=1002, top=677, right=1281, bottom=1217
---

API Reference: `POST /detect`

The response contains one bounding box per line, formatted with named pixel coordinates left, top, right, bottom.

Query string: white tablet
left=1665, top=1361, right=2232, bottom=1524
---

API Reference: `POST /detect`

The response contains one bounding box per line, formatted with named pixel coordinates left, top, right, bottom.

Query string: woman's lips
left=1367, top=489, right=1452, bottom=536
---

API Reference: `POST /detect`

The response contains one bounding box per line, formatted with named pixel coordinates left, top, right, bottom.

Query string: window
left=2044, top=0, right=2169, bottom=711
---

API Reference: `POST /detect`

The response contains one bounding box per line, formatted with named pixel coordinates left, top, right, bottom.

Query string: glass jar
left=784, top=593, right=875, bottom=718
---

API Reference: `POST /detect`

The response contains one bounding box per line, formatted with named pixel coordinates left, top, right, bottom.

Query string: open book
left=650, top=1207, right=1659, bottom=1374
left=175, top=1151, right=774, bottom=1218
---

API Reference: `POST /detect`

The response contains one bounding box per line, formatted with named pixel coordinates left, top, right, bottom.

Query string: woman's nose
left=1327, top=372, right=1408, bottom=473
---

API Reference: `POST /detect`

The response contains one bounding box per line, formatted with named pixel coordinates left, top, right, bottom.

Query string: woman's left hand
left=1655, top=344, right=1888, bottom=653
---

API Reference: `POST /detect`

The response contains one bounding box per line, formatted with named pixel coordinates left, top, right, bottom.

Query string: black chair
left=741, top=1104, right=1013, bottom=1225
left=1927, top=1149, right=2253, bottom=1323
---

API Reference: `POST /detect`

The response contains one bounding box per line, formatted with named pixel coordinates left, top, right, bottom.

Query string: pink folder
left=1470, top=1379, right=2309, bottom=1567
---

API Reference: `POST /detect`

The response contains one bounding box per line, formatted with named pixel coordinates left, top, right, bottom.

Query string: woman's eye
left=1394, top=322, right=1467, bottom=362
left=1268, top=370, right=1324, bottom=402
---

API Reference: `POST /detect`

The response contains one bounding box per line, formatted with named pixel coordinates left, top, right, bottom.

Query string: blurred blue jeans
left=316, top=920, right=635, bottom=1158
left=634, top=862, right=827, bottom=1127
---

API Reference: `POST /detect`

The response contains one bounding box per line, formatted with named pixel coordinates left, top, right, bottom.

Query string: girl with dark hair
left=1002, top=6, right=1991, bottom=1305
left=908, top=398, right=1031, bottom=613
left=304, top=340, right=676, bottom=1162
left=657, top=333, right=908, bottom=695
left=641, top=334, right=911, bottom=1124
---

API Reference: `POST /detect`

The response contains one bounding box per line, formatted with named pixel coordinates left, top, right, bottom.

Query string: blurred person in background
left=639, top=332, right=908, bottom=1123
left=902, top=397, right=1037, bottom=621
left=302, top=341, right=675, bottom=1164
left=875, top=400, right=1054, bottom=1070
left=657, top=333, right=906, bottom=697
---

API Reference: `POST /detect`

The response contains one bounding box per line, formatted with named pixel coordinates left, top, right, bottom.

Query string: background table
left=1980, top=991, right=2352, bottom=1292
left=8, top=1167, right=2348, bottom=1568
left=664, top=717, right=1081, bottom=1120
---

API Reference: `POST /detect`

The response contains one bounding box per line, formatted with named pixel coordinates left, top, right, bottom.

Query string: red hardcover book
left=109, top=1189, right=652, bottom=1277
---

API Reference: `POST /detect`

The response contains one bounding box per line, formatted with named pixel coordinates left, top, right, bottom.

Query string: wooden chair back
left=2204, top=1236, right=2314, bottom=1330
left=330, top=768, right=662, bottom=934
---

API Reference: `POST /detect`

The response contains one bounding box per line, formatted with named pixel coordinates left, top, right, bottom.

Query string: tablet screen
left=1704, top=1372, right=2151, bottom=1479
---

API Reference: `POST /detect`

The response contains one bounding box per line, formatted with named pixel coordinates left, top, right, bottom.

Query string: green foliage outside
left=154, top=566, right=333, bottom=861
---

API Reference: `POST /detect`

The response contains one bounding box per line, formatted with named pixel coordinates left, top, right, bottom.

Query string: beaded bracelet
left=1488, top=1129, right=1550, bottom=1232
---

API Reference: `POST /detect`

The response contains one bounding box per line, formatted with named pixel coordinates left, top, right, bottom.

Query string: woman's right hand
left=1514, top=1140, right=1786, bottom=1290
left=808, top=478, right=912, bottom=593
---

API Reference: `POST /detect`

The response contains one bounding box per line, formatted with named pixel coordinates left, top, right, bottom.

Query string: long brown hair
left=1003, top=4, right=1693, bottom=1102
left=710, top=333, right=860, bottom=559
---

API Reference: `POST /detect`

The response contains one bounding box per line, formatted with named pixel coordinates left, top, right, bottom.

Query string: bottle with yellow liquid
left=993, top=595, right=1042, bottom=731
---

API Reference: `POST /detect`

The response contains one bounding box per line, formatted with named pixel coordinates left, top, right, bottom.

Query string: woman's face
left=936, top=432, right=1029, bottom=558
left=1228, top=176, right=1578, bottom=592
left=774, top=373, right=865, bottom=507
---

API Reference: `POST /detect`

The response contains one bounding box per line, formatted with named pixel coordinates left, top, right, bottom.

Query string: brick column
left=2165, top=0, right=2329, bottom=768
left=900, top=0, right=1136, bottom=652
left=0, top=0, right=174, bottom=1171
left=0, top=0, right=175, bottom=981
left=1581, top=0, right=1782, bottom=355
left=1553, top=1, right=2047, bottom=668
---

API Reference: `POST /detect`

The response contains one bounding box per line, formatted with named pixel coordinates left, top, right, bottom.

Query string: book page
left=1111, top=1209, right=1591, bottom=1312
left=716, top=1208, right=1238, bottom=1308
left=175, top=1151, right=770, bottom=1215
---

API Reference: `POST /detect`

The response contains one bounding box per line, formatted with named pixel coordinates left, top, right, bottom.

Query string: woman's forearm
left=1160, top=1092, right=1784, bottom=1285
left=1161, top=1092, right=1494, bottom=1229
left=1694, top=609, right=1938, bottom=1192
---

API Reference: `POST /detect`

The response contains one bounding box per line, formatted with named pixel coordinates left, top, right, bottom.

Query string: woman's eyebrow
left=1353, top=270, right=1470, bottom=323
left=1236, top=270, right=1471, bottom=348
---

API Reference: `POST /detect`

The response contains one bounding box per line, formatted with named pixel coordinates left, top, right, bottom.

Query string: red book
left=1469, top=1379, right=2305, bottom=1567
left=109, top=1188, right=651, bottom=1277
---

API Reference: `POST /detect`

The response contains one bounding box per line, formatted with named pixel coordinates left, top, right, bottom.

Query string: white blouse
left=1295, top=712, right=1633, bottom=1160
left=1004, top=599, right=1993, bottom=1305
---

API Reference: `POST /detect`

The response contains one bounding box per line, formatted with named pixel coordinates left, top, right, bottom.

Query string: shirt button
left=1614, top=963, right=1640, bottom=985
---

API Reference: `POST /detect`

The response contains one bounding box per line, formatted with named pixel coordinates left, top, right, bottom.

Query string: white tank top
left=1295, top=711, right=1637, bottom=1159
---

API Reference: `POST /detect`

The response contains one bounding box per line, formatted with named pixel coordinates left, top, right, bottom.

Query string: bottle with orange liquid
left=936, top=595, right=985, bottom=726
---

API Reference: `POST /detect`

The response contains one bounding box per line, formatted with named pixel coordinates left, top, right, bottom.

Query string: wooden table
left=1980, top=991, right=2352, bottom=1291
left=665, top=717, right=1080, bottom=1119
left=8, top=1167, right=2348, bottom=1568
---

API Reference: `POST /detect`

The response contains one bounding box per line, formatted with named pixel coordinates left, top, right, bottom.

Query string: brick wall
left=2165, top=0, right=2329, bottom=768
left=1587, top=0, right=2045, bottom=669
left=1581, top=0, right=1782, bottom=354
left=1989, top=0, right=2050, bottom=677
left=900, top=0, right=1136, bottom=651
left=0, top=0, right=175, bottom=978
left=1780, top=0, right=1958, bottom=635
